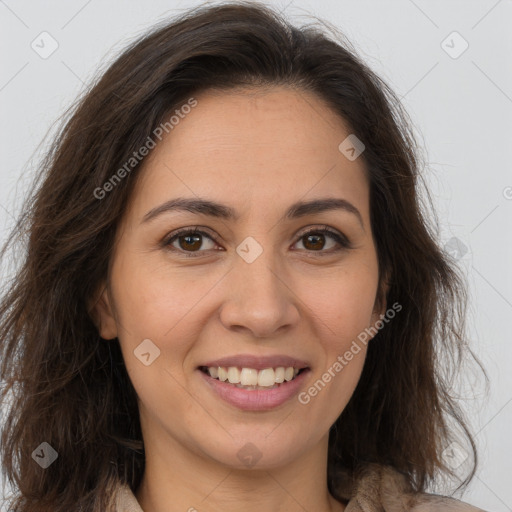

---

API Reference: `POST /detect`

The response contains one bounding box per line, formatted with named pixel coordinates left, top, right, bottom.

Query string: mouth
left=196, top=354, right=311, bottom=410
left=197, top=365, right=311, bottom=411
left=198, top=365, right=309, bottom=390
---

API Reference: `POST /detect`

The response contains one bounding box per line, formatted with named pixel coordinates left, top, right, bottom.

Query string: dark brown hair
left=0, top=2, right=486, bottom=510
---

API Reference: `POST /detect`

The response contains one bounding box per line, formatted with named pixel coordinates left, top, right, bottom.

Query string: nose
left=219, top=246, right=300, bottom=338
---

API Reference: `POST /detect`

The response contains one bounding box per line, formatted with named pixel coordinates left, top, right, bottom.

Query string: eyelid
left=162, top=224, right=352, bottom=256
left=161, top=226, right=219, bottom=254
left=296, top=224, right=350, bottom=243
left=293, top=225, right=353, bottom=253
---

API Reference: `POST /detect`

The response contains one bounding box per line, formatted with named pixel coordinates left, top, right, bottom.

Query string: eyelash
left=161, top=225, right=352, bottom=258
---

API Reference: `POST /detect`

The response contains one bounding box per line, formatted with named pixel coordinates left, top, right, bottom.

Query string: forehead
left=126, top=86, right=370, bottom=224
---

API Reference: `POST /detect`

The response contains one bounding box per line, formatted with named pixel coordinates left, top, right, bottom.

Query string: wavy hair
left=0, top=2, right=486, bottom=510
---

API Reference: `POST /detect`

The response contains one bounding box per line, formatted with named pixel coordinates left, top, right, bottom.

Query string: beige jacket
left=114, top=464, right=489, bottom=511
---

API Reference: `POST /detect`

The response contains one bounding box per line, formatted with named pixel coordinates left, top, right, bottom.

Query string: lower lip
left=198, top=369, right=310, bottom=411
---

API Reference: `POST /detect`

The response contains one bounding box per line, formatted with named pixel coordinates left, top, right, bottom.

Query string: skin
left=93, top=86, right=388, bottom=512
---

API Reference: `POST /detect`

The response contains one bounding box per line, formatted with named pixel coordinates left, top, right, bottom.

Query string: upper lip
left=199, top=354, right=310, bottom=371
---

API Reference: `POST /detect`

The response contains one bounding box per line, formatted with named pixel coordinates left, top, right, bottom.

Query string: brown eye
left=163, top=225, right=352, bottom=258
left=177, top=233, right=203, bottom=251
left=164, top=228, right=218, bottom=255
left=293, top=227, right=351, bottom=253
left=302, top=232, right=327, bottom=251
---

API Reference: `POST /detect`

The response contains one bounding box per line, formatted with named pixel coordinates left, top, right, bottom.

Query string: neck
left=134, top=432, right=345, bottom=512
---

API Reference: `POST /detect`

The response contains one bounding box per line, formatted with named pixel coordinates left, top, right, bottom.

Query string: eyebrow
left=141, top=197, right=364, bottom=230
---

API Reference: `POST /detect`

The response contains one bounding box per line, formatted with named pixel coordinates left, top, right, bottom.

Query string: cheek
left=296, top=273, right=374, bottom=428
left=110, top=252, right=223, bottom=375
left=289, top=261, right=377, bottom=413
left=300, top=262, right=379, bottom=347
left=110, top=249, right=203, bottom=334
left=109, top=260, right=205, bottom=420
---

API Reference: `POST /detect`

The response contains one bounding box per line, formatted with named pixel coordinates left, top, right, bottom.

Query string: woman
left=0, top=2, right=488, bottom=511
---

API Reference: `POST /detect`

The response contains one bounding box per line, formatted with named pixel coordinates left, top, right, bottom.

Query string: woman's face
left=95, top=86, right=385, bottom=470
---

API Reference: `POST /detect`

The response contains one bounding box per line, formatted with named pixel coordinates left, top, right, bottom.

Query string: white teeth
left=284, top=367, right=294, bottom=381
left=227, top=367, right=240, bottom=383
left=217, top=367, right=228, bottom=382
left=240, top=368, right=258, bottom=386
left=205, top=365, right=303, bottom=387
left=257, top=368, right=275, bottom=387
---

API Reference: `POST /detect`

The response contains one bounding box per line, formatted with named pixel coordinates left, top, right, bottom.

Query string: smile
left=199, top=366, right=306, bottom=389
left=197, top=365, right=311, bottom=411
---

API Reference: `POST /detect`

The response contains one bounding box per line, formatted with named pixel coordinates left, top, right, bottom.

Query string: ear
left=88, top=282, right=118, bottom=340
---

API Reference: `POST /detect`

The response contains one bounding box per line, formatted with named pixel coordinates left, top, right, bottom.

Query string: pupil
left=181, top=234, right=201, bottom=250
left=305, top=233, right=324, bottom=250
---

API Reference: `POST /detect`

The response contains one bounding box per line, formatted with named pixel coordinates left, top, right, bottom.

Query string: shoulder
left=408, top=493, right=489, bottom=512
left=378, top=467, right=488, bottom=511
left=333, top=464, right=489, bottom=512
left=114, top=481, right=144, bottom=512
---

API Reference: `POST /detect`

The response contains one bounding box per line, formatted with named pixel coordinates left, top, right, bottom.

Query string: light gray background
left=0, top=1, right=511, bottom=511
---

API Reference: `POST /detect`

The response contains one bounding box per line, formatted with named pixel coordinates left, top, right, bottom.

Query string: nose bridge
left=235, top=234, right=285, bottom=306
left=219, top=234, right=299, bottom=336
left=238, top=236, right=279, bottom=292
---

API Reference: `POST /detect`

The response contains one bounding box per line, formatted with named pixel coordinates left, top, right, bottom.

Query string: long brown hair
left=0, top=2, right=486, bottom=510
